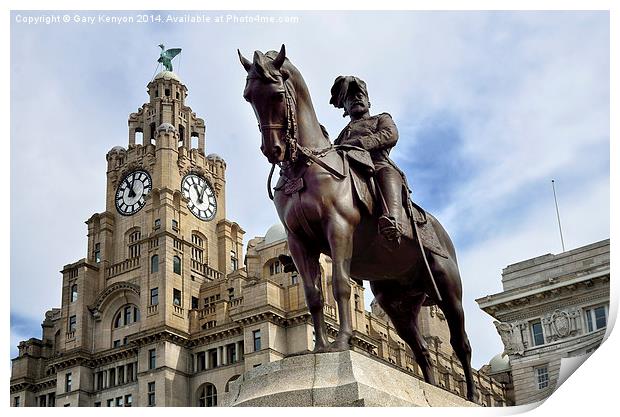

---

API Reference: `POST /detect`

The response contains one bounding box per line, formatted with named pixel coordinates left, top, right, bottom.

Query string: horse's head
left=239, top=45, right=293, bottom=164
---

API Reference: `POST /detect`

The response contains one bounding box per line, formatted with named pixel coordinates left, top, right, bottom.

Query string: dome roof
left=263, top=223, right=286, bottom=246
left=207, top=153, right=224, bottom=161
left=109, top=145, right=125, bottom=152
left=153, top=70, right=182, bottom=82
left=489, top=353, right=510, bottom=373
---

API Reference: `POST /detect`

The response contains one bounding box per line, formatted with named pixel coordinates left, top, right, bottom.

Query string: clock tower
left=31, top=67, right=245, bottom=406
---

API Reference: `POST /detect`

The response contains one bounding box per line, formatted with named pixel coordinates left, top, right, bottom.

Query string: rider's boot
left=376, top=167, right=402, bottom=243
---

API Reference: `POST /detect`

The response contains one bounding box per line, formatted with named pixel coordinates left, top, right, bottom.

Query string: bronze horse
left=239, top=45, right=476, bottom=401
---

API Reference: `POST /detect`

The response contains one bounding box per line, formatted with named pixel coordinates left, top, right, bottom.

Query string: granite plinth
left=223, top=350, right=476, bottom=407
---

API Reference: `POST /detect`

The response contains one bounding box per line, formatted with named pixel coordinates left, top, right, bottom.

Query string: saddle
left=339, top=145, right=449, bottom=258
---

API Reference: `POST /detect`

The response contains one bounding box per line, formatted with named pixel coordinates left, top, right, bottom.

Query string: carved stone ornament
left=494, top=321, right=525, bottom=356
left=552, top=310, right=570, bottom=338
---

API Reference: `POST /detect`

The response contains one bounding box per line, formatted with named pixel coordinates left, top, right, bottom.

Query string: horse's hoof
left=326, top=341, right=350, bottom=352
left=312, top=346, right=329, bottom=354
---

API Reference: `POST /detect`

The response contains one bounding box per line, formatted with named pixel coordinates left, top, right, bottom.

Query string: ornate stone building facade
left=476, top=239, right=610, bottom=405
left=11, top=68, right=509, bottom=407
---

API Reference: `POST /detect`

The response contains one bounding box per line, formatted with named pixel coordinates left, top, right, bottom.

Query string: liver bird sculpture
left=157, top=44, right=182, bottom=72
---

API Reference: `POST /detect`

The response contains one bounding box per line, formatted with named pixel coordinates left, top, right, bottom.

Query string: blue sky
left=10, top=10, right=610, bottom=369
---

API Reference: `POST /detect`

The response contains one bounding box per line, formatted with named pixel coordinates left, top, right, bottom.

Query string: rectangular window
left=71, top=284, right=78, bottom=302
left=173, top=288, right=182, bottom=306
left=536, top=366, right=549, bottom=389
left=125, top=394, right=132, bottom=407
left=209, top=349, right=218, bottom=368
left=172, top=219, right=179, bottom=231
left=228, top=343, right=237, bottom=363
left=13, top=396, right=20, bottom=407
left=68, top=315, right=77, bottom=332
left=192, top=296, right=199, bottom=309
left=253, top=329, right=262, bottom=352
left=154, top=219, right=161, bottom=229
left=39, top=395, right=46, bottom=407
left=149, top=348, right=156, bottom=369
left=117, top=366, right=124, bottom=385
left=126, top=363, right=134, bottom=382
left=65, top=372, right=72, bottom=392
left=113, top=340, right=121, bottom=348
left=197, top=351, right=206, bottom=371
left=231, top=250, right=238, bottom=271
left=150, top=287, right=159, bottom=305
left=148, top=381, right=156, bottom=406
left=48, top=393, right=55, bottom=407
left=109, top=368, right=116, bottom=387
left=115, top=397, right=123, bottom=407
left=94, top=243, right=101, bottom=263
left=96, top=371, right=104, bottom=390
left=107, top=399, right=114, bottom=407
left=291, top=272, right=298, bottom=285
left=584, top=305, right=608, bottom=333
left=531, top=321, right=544, bottom=346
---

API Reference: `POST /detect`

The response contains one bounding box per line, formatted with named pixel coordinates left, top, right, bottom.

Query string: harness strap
left=298, top=146, right=348, bottom=180
left=267, top=163, right=276, bottom=201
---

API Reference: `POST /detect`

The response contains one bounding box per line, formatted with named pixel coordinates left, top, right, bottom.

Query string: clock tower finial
left=126, top=61, right=205, bottom=152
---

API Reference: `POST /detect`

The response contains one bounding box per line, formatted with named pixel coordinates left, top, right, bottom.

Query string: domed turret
left=263, top=223, right=287, bottom=246
left=489, top=353, right=511, bottom=373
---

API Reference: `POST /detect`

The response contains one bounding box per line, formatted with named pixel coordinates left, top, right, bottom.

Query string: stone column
left=222, top=346, right=228, bottom=366
left=216, top=347, right=222, bottom=367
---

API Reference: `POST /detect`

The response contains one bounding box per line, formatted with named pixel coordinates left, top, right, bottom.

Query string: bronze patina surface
left=239, top=45, right=476, bottom=402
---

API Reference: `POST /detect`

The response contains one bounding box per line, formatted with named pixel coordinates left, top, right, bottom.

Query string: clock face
left=182, top=174, right=217, bottom=221
left=115, top=170, right=152, bottom=216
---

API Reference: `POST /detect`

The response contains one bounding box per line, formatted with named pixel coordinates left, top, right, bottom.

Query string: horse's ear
left=272, top=44, right=286, bottom=70
left=238, top=49, right=251, bottom=72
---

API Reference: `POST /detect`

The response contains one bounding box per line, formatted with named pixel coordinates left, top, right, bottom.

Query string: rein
left=262, top=81, right=347, bottom=201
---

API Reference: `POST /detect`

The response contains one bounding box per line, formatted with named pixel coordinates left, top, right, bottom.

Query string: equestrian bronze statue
left=238, top=45, right=476, bottom=401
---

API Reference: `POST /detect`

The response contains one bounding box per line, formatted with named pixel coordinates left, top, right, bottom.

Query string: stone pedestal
left=223, top=350, right=476, bottom=407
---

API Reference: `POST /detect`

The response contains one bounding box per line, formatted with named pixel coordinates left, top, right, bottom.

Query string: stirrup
left=378, top=215, right=401, bottom=243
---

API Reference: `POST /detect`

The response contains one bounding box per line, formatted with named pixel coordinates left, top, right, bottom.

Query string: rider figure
left=330, top=76, right=404, bottom=243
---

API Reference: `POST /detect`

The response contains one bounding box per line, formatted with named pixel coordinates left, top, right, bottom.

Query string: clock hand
left=200, top=183, right=207, bottom=202
left=193, top=184, right=202, bottom=203
left=127, top=177, right=136, bottom=197
left=125, top=177, right=136, bottom=198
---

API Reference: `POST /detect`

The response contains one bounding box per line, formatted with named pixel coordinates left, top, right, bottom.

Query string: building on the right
left=476, top=239, right=610, bottom=405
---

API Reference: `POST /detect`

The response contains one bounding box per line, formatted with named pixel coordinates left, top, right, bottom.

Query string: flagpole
left=551, top=179, right=566, bottom=252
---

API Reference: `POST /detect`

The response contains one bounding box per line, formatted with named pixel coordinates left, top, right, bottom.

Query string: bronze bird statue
left=157, top=44, right=182, bottom=72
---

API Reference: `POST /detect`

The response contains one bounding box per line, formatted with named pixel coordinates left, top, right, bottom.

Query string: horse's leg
left=287, top=233, right=329, bottom=352
left=428, top=252, right=476, bottom=402
left=371, top=281, right=436, bottom=385
left=325, top=216, right=355, bottom=351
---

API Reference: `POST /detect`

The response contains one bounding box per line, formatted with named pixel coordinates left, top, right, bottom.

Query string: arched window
left=198, top=383, right=217, bottom=407
left=151, top=255, right=159, bottom=273
left=173, top=256, right=181, bottom=274
left=70, top=284, right=78, bottom=302
left=113, top=304, right=140, bottom=328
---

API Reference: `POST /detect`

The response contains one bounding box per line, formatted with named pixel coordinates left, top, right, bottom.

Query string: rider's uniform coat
left=334, top=112, right=399, bottom=172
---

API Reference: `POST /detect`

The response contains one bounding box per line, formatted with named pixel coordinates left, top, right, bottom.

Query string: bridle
left=256, top=79, right=300, bottom=164
left=249, top=75, right=347, bottom=200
